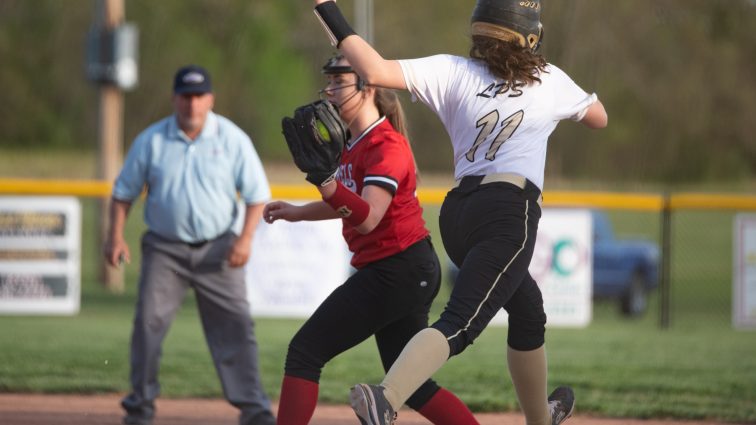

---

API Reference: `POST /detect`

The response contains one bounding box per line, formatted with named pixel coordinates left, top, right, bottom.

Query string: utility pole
left=97, top=0, right=124, bottom=292
left=87, top=0, right=139, bottom=292
left=354, top=0, right=374, bottom=44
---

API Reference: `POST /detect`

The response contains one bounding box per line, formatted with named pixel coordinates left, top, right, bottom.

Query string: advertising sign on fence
left=246, top=204, right=592, bottom=327
left=0, top=196, right=81, bottom=315
left=734, top=214, right=756, bottom=329
left=245, top=202, right=351, bottom=318
left=489, top=208, right=594, bottom=327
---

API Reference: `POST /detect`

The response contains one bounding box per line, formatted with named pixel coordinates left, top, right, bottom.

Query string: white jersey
left=399, top=54, right=597, bottom=190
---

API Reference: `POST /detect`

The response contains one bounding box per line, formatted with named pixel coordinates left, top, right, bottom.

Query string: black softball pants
left=284, top=237, right=443, bottom=409
left=436, top=177, right=546, bottom=355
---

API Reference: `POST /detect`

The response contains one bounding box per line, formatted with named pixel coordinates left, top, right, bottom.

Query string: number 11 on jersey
left=465, top=109, right=524, bottom=162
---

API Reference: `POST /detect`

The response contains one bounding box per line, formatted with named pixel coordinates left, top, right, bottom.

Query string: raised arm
left=313, top=0, right=406, bottom=90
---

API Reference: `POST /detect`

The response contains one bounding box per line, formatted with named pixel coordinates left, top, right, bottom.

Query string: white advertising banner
left=245, top=205, right=592, bottom=326
left=490, top=208, right=593, bottom=327
left=0, top=196, right=81, bottom=315
left=245, top=202, right=351, bottom=318
left=734, top=214, right=756, bottom=329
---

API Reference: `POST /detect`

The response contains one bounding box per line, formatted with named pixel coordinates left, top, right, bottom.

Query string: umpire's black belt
left=452, top=172, right=543, bottom=207
left=187, top=240, right=209, bottom=248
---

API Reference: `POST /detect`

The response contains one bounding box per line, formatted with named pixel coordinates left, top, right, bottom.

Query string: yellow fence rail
left=0, top=178, right=112, bottom=198
left=3, top=178, right=755, bottom=212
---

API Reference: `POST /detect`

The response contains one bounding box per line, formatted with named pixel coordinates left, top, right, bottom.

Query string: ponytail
left=374, top=88, right=421, bottom=178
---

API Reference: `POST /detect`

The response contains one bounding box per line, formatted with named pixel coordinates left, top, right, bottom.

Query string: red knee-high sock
left=417, top=387, right=480, bottom=425
left=276, top=375, right=319, bottom=425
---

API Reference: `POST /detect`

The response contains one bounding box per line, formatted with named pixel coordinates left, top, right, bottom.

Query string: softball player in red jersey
left=263, top=55, right=479, bottom=425
left=310, top=1, right=608, bottom=425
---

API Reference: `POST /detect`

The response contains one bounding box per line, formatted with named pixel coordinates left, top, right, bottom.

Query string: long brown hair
left=469, top=35, right=548, bottom=90
left=374, top=88, right=408, bottom=140
left=373, top=87, right=421, bottom=177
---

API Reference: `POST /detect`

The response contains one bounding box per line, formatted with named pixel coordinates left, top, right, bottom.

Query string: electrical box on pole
left=86, top=23, right=139, bottom=91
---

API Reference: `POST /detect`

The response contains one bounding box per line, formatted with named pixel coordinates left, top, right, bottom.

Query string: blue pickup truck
left=591, top=210, right=659, bottom=317
left=446, top=210, right=660, bottom=317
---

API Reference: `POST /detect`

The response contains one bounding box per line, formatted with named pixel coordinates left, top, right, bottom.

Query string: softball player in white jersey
left=311, top=1, right=607, bottom=424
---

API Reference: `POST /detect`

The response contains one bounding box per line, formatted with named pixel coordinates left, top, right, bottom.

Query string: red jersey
left=337, top=117, right=429, bottom=268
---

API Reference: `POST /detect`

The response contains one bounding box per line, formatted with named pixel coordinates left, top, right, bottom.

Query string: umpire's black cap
left=173, top=65, right=212, bottom=94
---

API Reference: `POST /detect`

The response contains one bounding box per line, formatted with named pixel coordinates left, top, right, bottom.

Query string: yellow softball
left=316, top=120, right=331, bottom=143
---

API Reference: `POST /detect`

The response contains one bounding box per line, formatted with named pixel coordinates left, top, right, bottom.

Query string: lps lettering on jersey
left=476, top=81, right=524, bottom=99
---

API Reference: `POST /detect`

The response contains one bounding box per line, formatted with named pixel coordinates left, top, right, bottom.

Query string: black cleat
left=349, top=384, right=397, bottom=425
left=547, top=386, right=575, bottom=425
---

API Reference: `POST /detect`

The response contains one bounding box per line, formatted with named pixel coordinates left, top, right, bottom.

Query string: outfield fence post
left=660, top=192, right=672, bottom=329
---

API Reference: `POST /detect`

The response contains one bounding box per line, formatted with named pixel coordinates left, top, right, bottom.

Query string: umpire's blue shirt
left=113, top=112, right=271, bottom=244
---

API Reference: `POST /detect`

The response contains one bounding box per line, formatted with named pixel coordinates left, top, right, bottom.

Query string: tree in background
left=1, top=0, right=754, bottom=184
left=0, top=0, right=318, bottom=160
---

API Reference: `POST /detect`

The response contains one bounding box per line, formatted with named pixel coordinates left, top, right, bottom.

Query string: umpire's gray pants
left=121, top=231, right=274, bottom=425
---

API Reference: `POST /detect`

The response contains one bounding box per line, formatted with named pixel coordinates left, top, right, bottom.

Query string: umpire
left=104, top=65, right=275, bottom=425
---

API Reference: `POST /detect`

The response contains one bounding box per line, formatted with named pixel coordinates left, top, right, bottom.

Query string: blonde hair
left=373, top=88, right=420, bottom=178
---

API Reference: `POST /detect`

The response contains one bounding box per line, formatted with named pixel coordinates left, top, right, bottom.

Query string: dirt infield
left=0, top=393, right=737, bottom=425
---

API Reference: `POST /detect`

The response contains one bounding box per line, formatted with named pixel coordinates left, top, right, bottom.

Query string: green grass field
left=0, top=196, right=755, bottom=423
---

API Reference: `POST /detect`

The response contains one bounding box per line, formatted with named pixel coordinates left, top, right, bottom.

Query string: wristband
left=314, top=1, right=357, bottom=47
left=307, top=169, right=338, bottom=187
left=323, top=181, right=370, bottom=227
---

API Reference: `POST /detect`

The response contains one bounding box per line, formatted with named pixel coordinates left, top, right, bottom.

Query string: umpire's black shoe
left=241, top=410, right=276, bottom=425
left=349, top=384, right=396, bottom=425
left=547, top=386, right=575, bottom=425
left=122, top=414, right=152, bottom=425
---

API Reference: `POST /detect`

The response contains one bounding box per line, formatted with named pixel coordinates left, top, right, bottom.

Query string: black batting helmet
left=322, top=55, right=365, bottom=91
left=471, top=0, right=543, bottom=52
